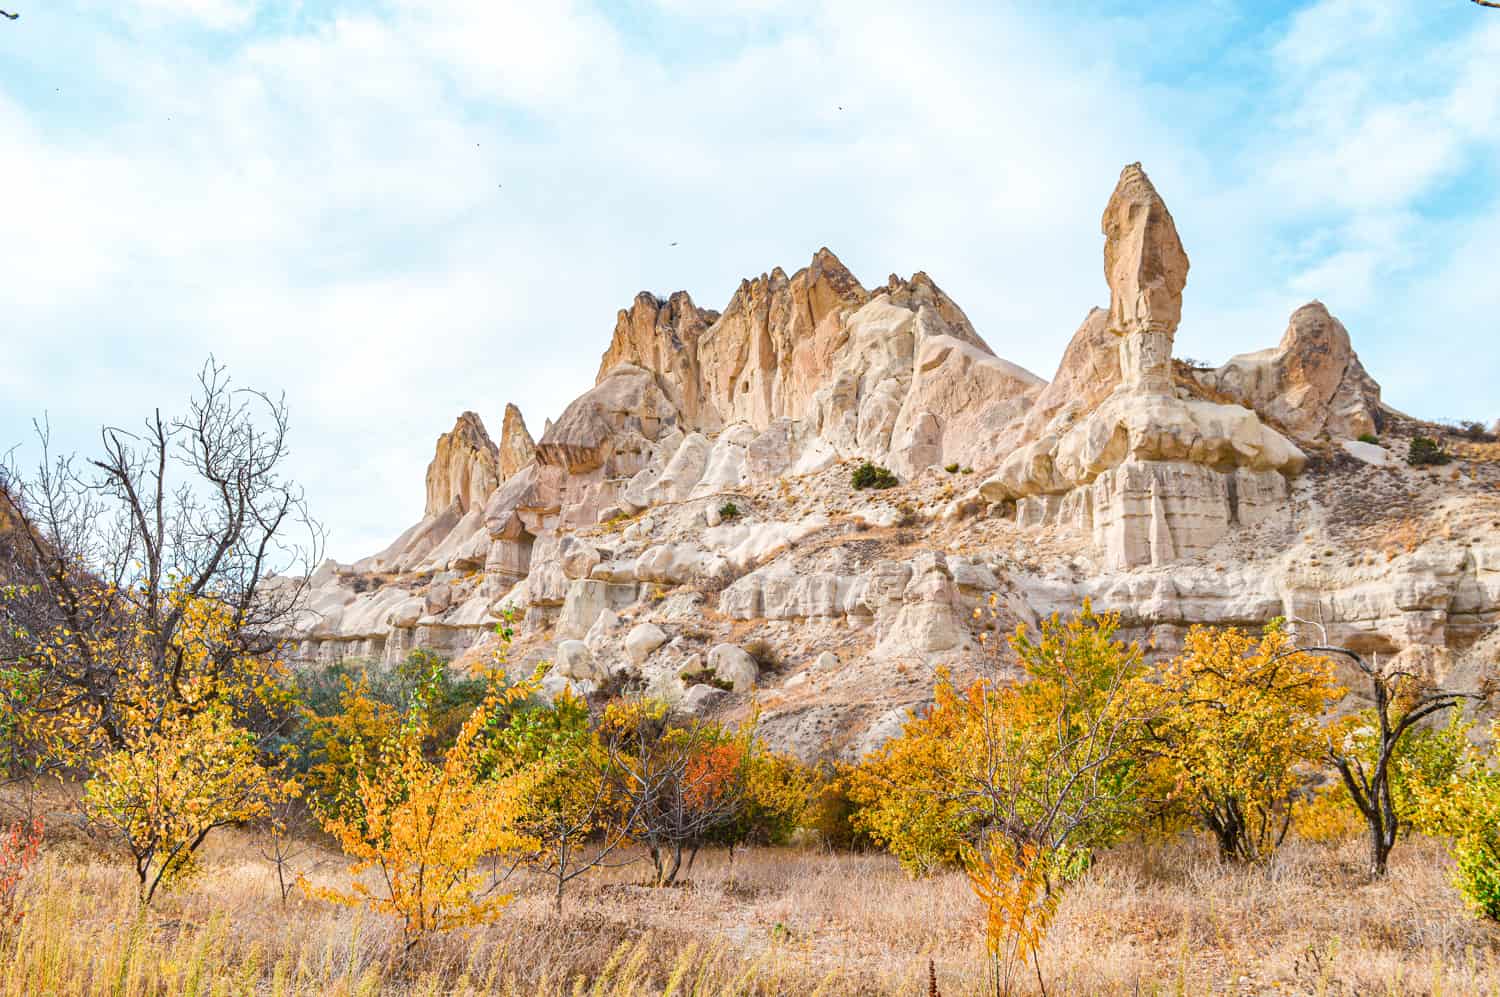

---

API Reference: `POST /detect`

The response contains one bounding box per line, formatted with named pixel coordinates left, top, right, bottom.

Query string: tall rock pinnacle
left=497, top=403, right=537, bottom=480
left=1102, top=163, right=1189, bottom=394
left=423, top=412, right=500, bottom=517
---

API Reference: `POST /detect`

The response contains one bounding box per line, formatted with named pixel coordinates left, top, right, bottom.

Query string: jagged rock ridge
left=290, top=163, right=1499, bottom=759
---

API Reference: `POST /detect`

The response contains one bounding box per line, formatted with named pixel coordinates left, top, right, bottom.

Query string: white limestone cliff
left=288, top=163, right=1500, bottom=761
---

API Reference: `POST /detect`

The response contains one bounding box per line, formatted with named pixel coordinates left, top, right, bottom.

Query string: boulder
left=423, top=581, right=454, bottom=616
left=1342, top=439, right=1390, bottom=466
left=555, top=640, right=604, bottom=682
left=707, top=643, right=759, bottom=692
left=652, top=433, right=712, bottom=503
left=537, top=364, right=676, bottom=474
left=559, top=537, right=602, bottom=580
left=681, top=683, right=729, bottom=714
left=625, top=622, right=669, bottom=665
left=557, top=579, right=638, bottom=640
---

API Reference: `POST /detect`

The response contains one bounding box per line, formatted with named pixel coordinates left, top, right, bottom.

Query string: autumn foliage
left=0, top=818, right=42, bottom=932
left=307, top=668, right=542, bottom=944
left=845, top=603, right=1147, bottom=876
left=1141, top=621, right=1342, bottom=862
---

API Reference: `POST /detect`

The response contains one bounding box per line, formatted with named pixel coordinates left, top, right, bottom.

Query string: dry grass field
left=5, top=827, right=1500, bottom=996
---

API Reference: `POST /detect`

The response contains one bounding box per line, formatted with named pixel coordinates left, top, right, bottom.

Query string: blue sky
left=3, top=0, right=1497, bottom=561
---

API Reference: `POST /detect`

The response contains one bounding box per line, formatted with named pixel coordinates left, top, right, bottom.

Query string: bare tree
left=0, top=359, right=324, bottom=753
left=1284, top=622, right=1487, bottom=877
left=599, top=707, right=748, bottom=887
left=521, top=764, right=642, bottom=915
left=256, top=793, right=310, bottom=907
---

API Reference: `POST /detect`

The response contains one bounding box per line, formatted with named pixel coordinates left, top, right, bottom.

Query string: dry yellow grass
left=4, top=829, right=1500, bottom=995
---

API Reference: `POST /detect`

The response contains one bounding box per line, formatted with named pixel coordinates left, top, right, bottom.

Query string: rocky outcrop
left=981, top=164, right=1304, bottom=569
left=1102, top=162, right=1189, bottom=394
left=498, top=403, right=537, bottom=480
left=287, top=161, right=1498, bottom=763
left=424, top=412, right=500, bottom=519
left=1015, top=307, right=1118, bottom=444
left=597, top=291, right=718, bottom=423
left=1195, top=301, right=1382, bottom=442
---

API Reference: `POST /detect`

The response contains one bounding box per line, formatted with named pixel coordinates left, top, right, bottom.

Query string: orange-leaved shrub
left=0, top=817, right=43, bottom=932
left=307, top=664, right=543, bottom=946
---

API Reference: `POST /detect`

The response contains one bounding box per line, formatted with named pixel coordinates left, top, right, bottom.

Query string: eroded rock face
left=425, top=412, right=500, bottom=518
left=598, top=291, right=718, bottom=423
left=1197, top=302, right=1382, bottom=442
left=288, top=161, right=1499, bottom=764
left=498, top=403, right=538, bottom=480
left=980, top=164, right=1304, bottom=569
left=1016, top=308, right=1118, bottom=444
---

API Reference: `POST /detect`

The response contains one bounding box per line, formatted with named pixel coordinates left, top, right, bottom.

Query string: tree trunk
left=1368, top=821, right=1391, bottom=877
left=662, top=842, right=683, bottom=887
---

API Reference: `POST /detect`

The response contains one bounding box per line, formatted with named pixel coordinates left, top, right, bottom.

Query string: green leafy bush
left=1357, top=433, right=1379, bottom=445
left=1454, top=828, right=1500, bottom=920
left=718, top=501, right=740, bottom=520
left=851, top=462, right=897, bottom=490
left=944, top=463, right=960, bottom=474
left=1410, top=735, right=1500, bottom=920
left=1407, top=437, right=1451, bottom=466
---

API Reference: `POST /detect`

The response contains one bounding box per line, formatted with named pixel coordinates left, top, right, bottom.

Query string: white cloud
left=122, top=0, right=261, bottom=30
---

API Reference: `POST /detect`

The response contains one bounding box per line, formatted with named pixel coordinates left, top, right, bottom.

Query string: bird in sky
left=670, top=241, right=678, bottom=247
left=1, top=9, right=20, bottom=19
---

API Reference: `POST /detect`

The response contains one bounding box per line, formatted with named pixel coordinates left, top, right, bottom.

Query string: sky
left=2, top=0, right=1497, bottom=562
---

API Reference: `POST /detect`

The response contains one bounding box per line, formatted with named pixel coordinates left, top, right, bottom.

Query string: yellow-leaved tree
left=1408, top=724, right=1500, bottom=919
left=847, top=603, right=1149, bottom=996
left=41, top=583, right=301, bottom=904
left=2, top=363, right=319, bottom=900
left=84, top=703, right=294, bottom=903
left=845, top=603, right=1149, bottom=877
left=964, top=836, right=1058, bottom=997
left=841, top=677, right=976, bottom=874
left=1140, top=621, right=1341, bottom=862
left=308, top=665, right=543, bottom=946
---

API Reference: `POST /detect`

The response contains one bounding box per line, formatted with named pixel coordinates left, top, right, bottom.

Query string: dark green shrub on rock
left=851, top=462, right=897, bottom=490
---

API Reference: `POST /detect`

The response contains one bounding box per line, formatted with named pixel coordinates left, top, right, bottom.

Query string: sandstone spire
left=423, top=411, right=500, bottom=517
left=497, top=403, right=537, bottom=480
left=1102, top=163, right=1189, bottom=394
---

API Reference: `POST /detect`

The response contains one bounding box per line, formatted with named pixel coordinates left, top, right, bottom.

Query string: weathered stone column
left=1102, top=163, right=1189, bottom=395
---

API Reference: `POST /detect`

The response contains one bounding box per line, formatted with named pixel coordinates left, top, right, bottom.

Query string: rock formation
left=1194, top=301, right=1383, bottom=441
left=978, top=164, right=1306, bottom=570
left=289, top=163, right=1500, bottom=761
left=1102, top=163, right=1189, bottom=394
